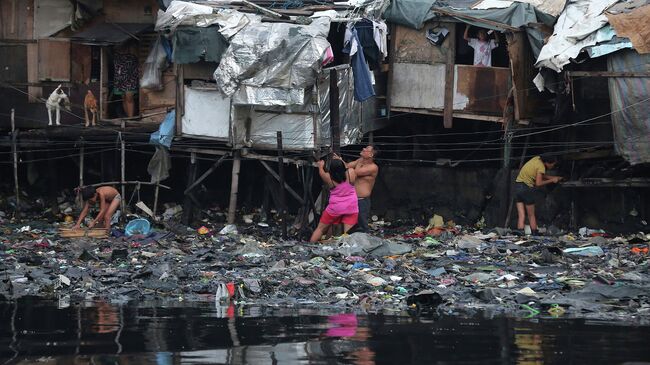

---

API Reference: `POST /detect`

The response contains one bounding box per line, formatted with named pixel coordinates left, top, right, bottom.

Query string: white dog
left=46, top=85, right=71, bottom=126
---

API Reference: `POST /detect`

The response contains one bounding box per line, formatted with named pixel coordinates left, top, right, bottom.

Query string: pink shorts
left=320, top=210, right=358, bottom=225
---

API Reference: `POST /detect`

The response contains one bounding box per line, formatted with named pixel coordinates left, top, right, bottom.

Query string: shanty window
left=456, top=26, right=509, bottom=68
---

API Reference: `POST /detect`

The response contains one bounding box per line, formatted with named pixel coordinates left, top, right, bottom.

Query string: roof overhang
left=70, top=23, right=153, bottom=46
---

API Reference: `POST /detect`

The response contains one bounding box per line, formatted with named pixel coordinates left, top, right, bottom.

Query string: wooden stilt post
left=11, top=108, right=20, bottom=219
left=329, top=69, right=340, bottom=154
left=227, top=151, right=241, bottom=224
left=277, top=131, right=287, bottom=239
left=119, top=132, right=126, bottom=216
left=78, top=139, right=85, bottom=208
left=183, top=152, right=198, bottom=225
left=443, top=24, right=456, bottom=129
left=79, top=139, right=84, bottom=187
left=329, top=70, right=342, bottom=237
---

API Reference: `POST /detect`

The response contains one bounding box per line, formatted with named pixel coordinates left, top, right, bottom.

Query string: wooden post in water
left=11, top=109, right=20, bottom=218
left=119, top=132, right=126, bottom=216
left=227, top=151, right=241, bottom=224
left=277, top=131, right=287, bottom=238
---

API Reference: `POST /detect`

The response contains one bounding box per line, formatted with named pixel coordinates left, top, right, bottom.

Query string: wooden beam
left=562, top=178, right=650, bottom=188
left=183, top=153, right=229, bottom=195
left=443, top=23, right=456, bottom=129
left=85, top=181, right=171, bottom=189
left=431, top=8, right=520, bottom=31
left=567, top=71, right=650, bottom=78
left=259, top=160, right=306, bottom=204
left=390, top=106, right=504, bottom=122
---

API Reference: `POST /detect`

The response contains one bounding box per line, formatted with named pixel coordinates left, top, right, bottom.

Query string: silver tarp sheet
left=214, top=17, right=331, bottom=106
left=231, top=67, right=362, bottom=149
left=318, top=67, right=363, bottom=147
left=155, top=1, right=250, bottom=38
left=607, top=50, right=650, bottom=165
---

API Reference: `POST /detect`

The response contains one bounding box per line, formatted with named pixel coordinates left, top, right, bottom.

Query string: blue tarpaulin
left=150, top=110, right=175, bottom=148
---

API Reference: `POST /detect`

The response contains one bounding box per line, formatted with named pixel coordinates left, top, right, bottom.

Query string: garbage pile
left=1, top=208, right=649, bottom=320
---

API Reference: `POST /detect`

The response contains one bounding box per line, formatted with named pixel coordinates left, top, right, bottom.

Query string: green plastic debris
left=520, top=304, right=540, bottom=318
left=395, top=286, right=408, bottom=295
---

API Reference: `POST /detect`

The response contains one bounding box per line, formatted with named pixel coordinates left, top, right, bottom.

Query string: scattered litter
left=563, top=246, right=605, bottom=257
left=125, top=219, right=151, bottom=236
left=219, top=224, right=238, bottom=235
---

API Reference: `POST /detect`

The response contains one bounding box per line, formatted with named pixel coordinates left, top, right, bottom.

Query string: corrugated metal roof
left=70, top=23, right=153, bottom=45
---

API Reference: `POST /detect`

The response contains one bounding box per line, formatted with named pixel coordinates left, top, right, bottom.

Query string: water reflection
left=1, top=298, right=649, bottom=364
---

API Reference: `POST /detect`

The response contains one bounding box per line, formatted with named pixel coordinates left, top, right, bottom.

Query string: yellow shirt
left=516, top=156, right=546, bottom=187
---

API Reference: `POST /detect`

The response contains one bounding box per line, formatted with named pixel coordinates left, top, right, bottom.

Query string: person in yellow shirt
left=515, top=155, right=563, bottom=234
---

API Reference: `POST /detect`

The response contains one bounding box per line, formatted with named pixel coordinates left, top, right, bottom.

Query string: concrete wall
left=371, top=165, right=499, bottom=225
left=370, top=165, right=649, bottom=232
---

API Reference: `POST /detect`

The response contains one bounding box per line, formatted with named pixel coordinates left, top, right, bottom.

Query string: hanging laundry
left=343, top=28, right=375, bottom=102
left=347, top=19, right=381, bottom=70
left=372, top=20, right=388, bottom=60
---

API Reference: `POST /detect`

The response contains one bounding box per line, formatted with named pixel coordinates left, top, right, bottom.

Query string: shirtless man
left=74, top=186, right=122, bottom=232
left=335, top=145, right=379, bottom=232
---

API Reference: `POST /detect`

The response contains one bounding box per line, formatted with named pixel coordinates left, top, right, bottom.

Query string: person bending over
left=74, top=185, right=122, bottom=232
left=311, top=159, right=358, bottom=242
left=514, top=155, right=563, bottom=235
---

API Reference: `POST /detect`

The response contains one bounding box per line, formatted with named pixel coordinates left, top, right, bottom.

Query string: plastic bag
left=125, top=218, right=151, bottom=236
left=140, top=37, right=168, bottom=90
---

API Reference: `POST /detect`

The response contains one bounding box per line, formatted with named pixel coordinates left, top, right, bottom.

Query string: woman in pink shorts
left=310, top=158, right=358, bottom=242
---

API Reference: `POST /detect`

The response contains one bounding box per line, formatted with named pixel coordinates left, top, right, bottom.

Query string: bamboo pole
left=11, top=108, right=19, bottom=218
left=78, top=139, right=84, bottom=208
left=119, top=132, right=126, bottom=216
left=153, top=148, right=163, bottom=219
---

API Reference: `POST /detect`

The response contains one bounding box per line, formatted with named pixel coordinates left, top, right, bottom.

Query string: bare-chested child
left=74, top=186, right=121, bottom=232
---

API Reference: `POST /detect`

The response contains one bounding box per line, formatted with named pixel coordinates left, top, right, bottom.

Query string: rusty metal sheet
left=453, top=65, right=511, bottom=114
left=607, top=5, right=650, bottom=54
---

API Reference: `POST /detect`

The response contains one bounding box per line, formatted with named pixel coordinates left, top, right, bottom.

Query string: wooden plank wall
left=0, top=0, right=33, bottom=40
left=38, top=39, right=70, bottom=81
left=389, top=22, right=453, bottom=112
